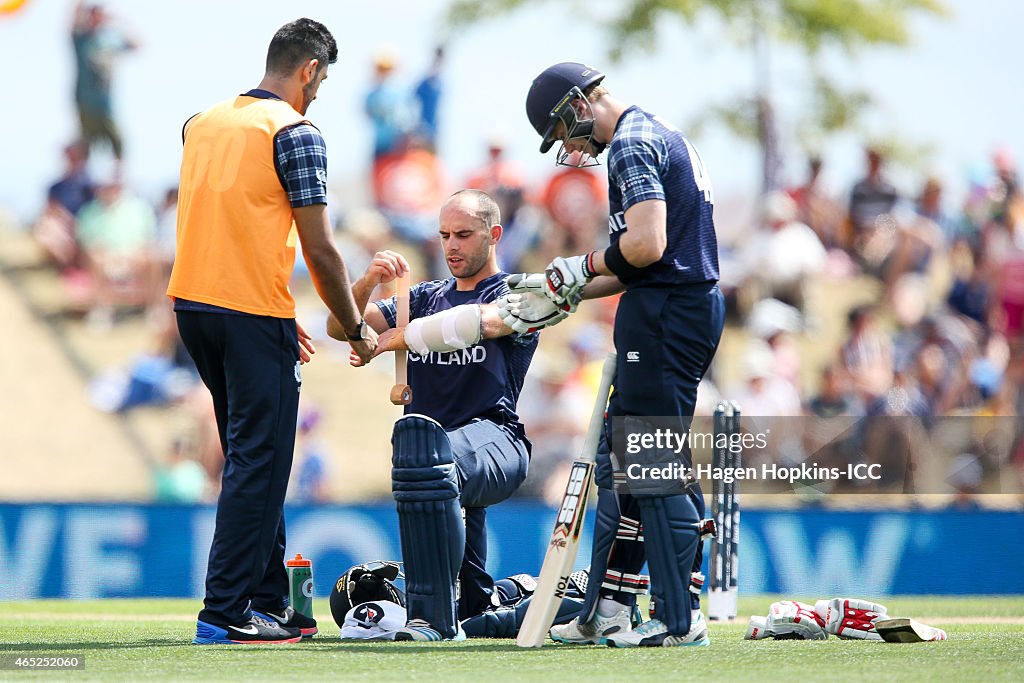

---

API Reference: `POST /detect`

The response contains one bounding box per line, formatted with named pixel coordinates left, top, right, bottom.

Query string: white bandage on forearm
left=403, top=304, right=482, bottom=355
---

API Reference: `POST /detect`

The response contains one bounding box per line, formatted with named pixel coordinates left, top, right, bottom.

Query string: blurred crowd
left=15, top=3, right=1024, bottom=506
left=713, top=146, right=1024, bottom=503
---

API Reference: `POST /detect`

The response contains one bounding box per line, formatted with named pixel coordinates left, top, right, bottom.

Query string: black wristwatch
left=346, top=318, right=369, bottom=341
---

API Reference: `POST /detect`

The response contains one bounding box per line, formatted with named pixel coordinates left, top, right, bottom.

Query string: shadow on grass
left=0, top=640, right=557, bottom=655
left=0, top=639, right=184, bottom=651
left=304, top=641, right=559, bottom=654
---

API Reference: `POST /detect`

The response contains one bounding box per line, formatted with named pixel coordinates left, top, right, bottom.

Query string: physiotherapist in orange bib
left=167, top=18, right=376, bottom=645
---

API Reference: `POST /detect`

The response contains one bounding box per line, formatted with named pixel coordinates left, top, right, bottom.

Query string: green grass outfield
left=1, top=596, right=1022, bottom=681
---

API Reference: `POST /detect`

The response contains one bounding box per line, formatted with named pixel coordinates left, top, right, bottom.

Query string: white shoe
left=549, top=608, right=633, bottom=645
left=394, top=619, right=466, bottom=642
left=606, top=612, right=710, bottom=648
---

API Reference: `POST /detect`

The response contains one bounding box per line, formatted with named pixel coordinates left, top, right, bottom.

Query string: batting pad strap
left=615, top=515, right=644, bottom=542
left=404, top=305, right=482, bottom=356
left=601, top=569, right=650, bottom=595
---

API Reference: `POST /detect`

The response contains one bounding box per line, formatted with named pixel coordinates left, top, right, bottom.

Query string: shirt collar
left=242, top=88, right=283, bottom=101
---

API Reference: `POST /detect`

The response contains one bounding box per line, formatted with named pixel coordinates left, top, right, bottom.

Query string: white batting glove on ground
left=815, top=597, right=888, bottom=640
left=765, top=601, right=828, bottom=640
left=543, top=253, right=595, bottom=312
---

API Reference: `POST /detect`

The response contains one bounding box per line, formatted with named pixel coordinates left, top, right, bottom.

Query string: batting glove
left=497, top=290, right=569, bottom=333
left=815, top=597, right=888, bottom=640
left=544, top=253, right=596, bottom=312
left=506, top=272, right=547, bottom=293
left=766, top=601, right=828, bottom=640
left=506, top=271, right=581, bottom=313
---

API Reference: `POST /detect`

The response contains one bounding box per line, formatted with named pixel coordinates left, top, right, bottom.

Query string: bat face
left=517, top=459, right=594, bottom=645
left=552, top=461, right=593, bottom=544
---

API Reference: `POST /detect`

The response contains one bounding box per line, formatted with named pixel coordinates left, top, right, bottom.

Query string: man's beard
left=300, top=83, right=316, bottom=114
left=449, top=251, right=488, bottom=279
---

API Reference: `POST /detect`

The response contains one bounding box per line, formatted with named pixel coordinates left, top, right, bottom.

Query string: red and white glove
left=543, top=253, right=595, bottom=312
left=816, top=597, right=888, bottom=640
left=768, top=601, right=828, bottom=640
left=745, top=600, right=827, bottom=640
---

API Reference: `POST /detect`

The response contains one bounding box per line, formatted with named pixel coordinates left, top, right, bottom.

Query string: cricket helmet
left=330, top=560, right=405, bottom=629
left=525, top=62, right=606, bottom=160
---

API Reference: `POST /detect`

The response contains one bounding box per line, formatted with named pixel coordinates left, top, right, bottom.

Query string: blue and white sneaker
left=193, top=613, right=302, bottom=645
left=394, top=619, right=467, bottom=642
left=253, top=605, right=318, bottom=638
left=606, top=612, right=710, bottom=648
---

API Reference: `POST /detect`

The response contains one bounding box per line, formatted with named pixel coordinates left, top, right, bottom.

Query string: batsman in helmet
left=502, top=62, right=726, bottom=647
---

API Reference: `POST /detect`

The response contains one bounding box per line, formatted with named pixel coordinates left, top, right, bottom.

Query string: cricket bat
left=875, top=618, right=948, bottom=642
left=390, top=273, right=413, bottom=405
left=516, top=351, right=617, bottom=648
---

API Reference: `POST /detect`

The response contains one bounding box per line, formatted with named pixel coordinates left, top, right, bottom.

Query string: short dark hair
left=448, top=189, right=501, bottom=228
left=266, top=18, right=338, bottom=75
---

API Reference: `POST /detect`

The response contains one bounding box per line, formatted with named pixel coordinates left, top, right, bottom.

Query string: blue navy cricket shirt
left=377, top=271, right=538, bottom=430
left=606, top=106, right=720, bottom=288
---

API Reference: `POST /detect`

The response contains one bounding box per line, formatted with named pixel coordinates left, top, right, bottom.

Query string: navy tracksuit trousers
left=177, top=311, right=301, bottom=626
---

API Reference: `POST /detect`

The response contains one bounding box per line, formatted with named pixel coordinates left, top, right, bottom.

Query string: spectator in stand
left=807, top=364, right=862, bottom=418
left=413, top=46, right=445, bottom=152
left=536, top=157, right=607, bottom=267
left=990, top=147, right=1021, bottom=230
left=371, top=135, right=448, bottom=278
left=76, top=176, right=156, bottom=330
left=915, top=342, right=954, bottom=416
left=34, top=140, right=95, bottom=272
left=155, top=436, right=211, bottom=503
left=149, top=186, right=179, bottom=315
left=881, top=178, right=948, bottom=293
left=465, top=133, right=534, bottom=272
left=915, top=175, right=960, bottom=245
left=976, top=149, right=1024, bottom=343
left=365, top=47, right=409, bottom=163
left=287, top=407, right=332, bottom=504
left=848, top=145, right=900, bottom=270
left=731, top=339, right=803, bottom=417
left=514, top=350, right=590, bottom=502
left=839, top=304, right=894, bottom=403
left=465, top=133, right=527, bottom=211
left=739, top=190, right=826, bottom=312
left=70, top=2, right=138, bottom=165
left=947, top=243, right=994, bottom=328
left=787, top=155, right=845, bottom=249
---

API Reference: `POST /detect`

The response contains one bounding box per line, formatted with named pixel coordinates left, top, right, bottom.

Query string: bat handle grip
left=390, top=384, right=412, bottom=405
left=392, top=273, right=412, bottom=405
